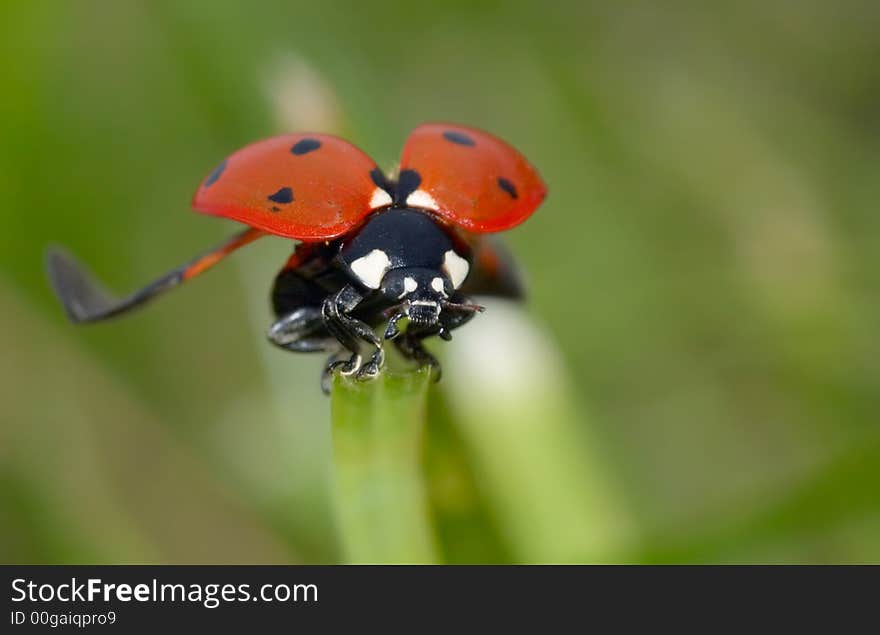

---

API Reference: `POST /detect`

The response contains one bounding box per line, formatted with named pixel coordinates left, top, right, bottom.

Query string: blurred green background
left=2, top=0, right=880, bottom=563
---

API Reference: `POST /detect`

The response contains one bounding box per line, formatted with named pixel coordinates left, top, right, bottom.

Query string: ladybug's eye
left=379, top=270, right=407, bottom=299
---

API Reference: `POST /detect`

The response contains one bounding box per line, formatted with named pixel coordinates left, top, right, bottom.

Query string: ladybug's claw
left=335, top=353, right=363, bottom=376
left=425, top=356, right=442, bottom=383
left=356, top=360, right=381, bottom=381
left=393, top=335, right=442, bottom=382
left=417, top=353, right=442, bottom=383
left=356, top=348, right=385, bottom=382
left=321, top=352, right=363, bottom=394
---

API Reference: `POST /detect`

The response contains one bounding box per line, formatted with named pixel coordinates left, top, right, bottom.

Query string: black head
left=337, top=207, right=480, bottom=333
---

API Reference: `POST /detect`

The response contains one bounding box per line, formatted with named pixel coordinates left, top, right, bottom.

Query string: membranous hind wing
left=46, top=228, right=263, bottom=323
left=458, top=235, right=525, bottom=300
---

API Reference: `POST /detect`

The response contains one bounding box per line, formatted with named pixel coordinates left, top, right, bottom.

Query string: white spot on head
left=369, top=187, right=393, bottom=210
left=350, top=249, right=391, bottom=289
left=406, top=189, right=439, bottom=211
left=431, top=277, right=447, bottom=296
left=443, top=250, right=470, bottom=288
left=401, top=276, right=418, bottom=297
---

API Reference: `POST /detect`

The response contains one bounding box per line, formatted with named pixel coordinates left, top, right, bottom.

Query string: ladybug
left=47, top=123, right=547, bottom=391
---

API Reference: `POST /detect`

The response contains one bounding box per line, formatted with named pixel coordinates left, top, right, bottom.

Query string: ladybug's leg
left=321, top=284, right=385, bottom=381
left=393, top=333, right=442, bottom=382
left=267, top=307, right=330, bottom=352
left=439, top=299, right=481, bottom=335
left=320, top=351, right=353, bottom=394
left=268, top=260, right=336, bottom=352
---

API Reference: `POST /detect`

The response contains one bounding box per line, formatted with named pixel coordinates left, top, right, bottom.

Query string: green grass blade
left=330, top=368, right=439, bottom=564
left=444, top=302, right=634, bottom=562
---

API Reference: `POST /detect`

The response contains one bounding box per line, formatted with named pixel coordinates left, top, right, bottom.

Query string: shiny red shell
left=192, top=124, right=546, bottom=240
left=399, top=123, right=547, bottom=233
left=192, top=133, right=385, bottom=241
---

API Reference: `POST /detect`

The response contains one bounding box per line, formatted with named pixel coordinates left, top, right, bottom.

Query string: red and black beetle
left=47, top=123, right=547, bottom=391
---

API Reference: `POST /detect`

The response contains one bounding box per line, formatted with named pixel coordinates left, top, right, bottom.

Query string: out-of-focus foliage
left=1, top=0, right=879, bottom=563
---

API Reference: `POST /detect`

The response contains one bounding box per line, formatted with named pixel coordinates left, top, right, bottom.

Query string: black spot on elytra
left=271, top=206, right=281, bottom=212
left=291, top=138, right=321, bottom=155
left=268, top=187, right=294, bottom=204
left=205, top=159, right=227, bottom=187
left=443, top=130, right=476, bottom=147
left=497, top=177, right=518, bottom=199
left=395, top=169, right=422, bottom=204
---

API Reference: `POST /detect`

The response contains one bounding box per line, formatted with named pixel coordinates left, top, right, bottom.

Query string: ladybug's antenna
left=440, top=300, right=485, bottom=314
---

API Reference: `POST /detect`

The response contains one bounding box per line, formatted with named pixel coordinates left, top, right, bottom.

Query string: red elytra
left=399, top=123, right=547, bottom=233
left=192, top=133, right=381, bottom=241
left=191, top=123, right=546, bottom=241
